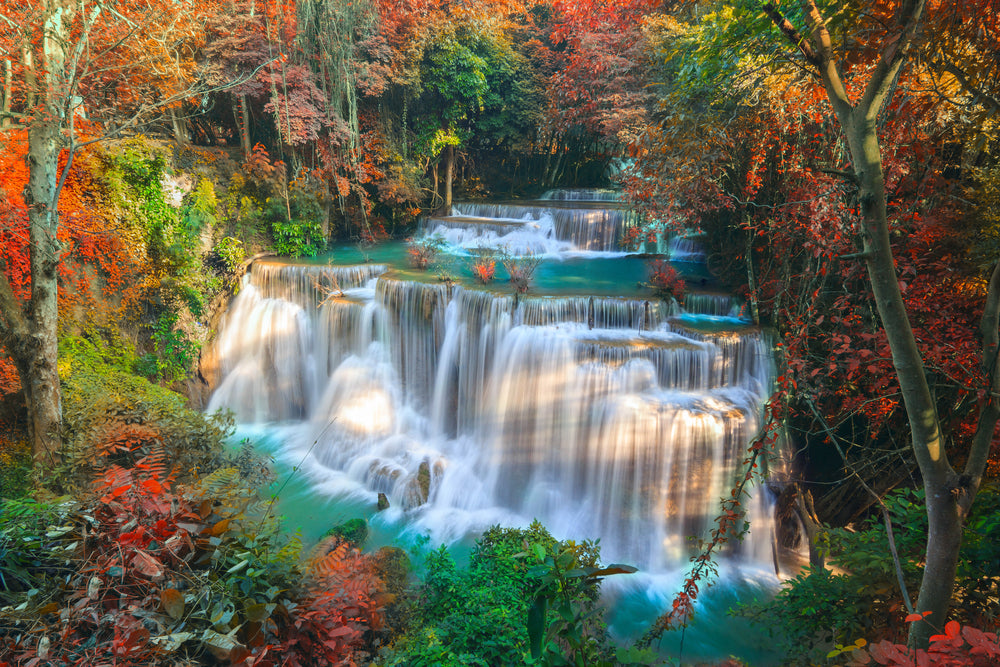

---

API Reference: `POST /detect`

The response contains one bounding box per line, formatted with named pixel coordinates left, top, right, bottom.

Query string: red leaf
left=132, top=550, right=164, bottom=580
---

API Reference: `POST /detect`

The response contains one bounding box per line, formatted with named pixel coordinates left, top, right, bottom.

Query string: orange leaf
left=160, top=588, right=185, bottom=619
left=207, top=519, right=230, bottom=536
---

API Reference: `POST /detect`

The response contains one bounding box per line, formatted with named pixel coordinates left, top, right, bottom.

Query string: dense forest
left=1, top=0, right=998, bottom=665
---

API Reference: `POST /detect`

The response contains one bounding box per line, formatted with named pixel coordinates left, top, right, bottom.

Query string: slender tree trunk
left=443, top=144, right=454, bottom=215
left=170, top=106, right=190, bottom=145
left=760, top=0, right=997, bottom=647
left=2, top=59, right=10, bottom=129
left=842, top=113, right=961, bottom=646
left=431, top=161, right=439, bottom=209
left=238, top=95, right=251, bottom=156
left=20, top=0, right=72, bottom=463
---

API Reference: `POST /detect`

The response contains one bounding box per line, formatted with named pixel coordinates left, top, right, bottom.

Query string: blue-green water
left=211, top=196, right=786, bottom=665
left=233, top=425, right=784, bottom=666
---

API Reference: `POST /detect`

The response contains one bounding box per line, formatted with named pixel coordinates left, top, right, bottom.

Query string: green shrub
left=381, top=521, right=652, bottom=667
left=216, top=236, right=247, bottom=273
left=271, top=217, right=326, bottom=257
left=324, top=518, right=369, bottom=548
left=149, top=312, right=200, bottom=383
left=57, top=334, right=230, bottom=492
left=0, top=436, right=32, bottom=499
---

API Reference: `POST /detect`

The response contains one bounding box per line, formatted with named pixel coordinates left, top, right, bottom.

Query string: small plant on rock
left=647, top=259, right=685, bottom=302
left=498, top=248, right=542, bottom=294
left=407, top=234, right=447, bottom=270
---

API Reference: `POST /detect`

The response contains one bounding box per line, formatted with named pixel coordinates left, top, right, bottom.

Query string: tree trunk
left=2, top=59, right=10, bottom=129
left=842, top=115, right=960, bottom=646
left=443, top=144, right=454, bottom=215
left=19, top=0, right=73, bottom=463
left=238, top=95, right=251, bottom=156
left=170, top=106, right=190, bottom=145
left=431, top=161, right=439, bottom=209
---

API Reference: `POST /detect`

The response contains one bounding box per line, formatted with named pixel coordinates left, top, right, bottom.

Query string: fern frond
left=274, top=530, right=303, bottom=566
left=307, top=539, right=351, bottom=585
left=198, top=467, right=241, bottom=496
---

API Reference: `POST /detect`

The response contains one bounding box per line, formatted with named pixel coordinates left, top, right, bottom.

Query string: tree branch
left=761, top=3, right=819, bottom=66
left=798, top=0, right=853, bottom=116
left=859, top=0, right=928, bottom=120
left=962, top=260, right=1000, bottom=507
left=941, top=62, right=1000, bottom=115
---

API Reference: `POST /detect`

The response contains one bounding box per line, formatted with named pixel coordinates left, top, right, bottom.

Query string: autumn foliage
left=0, top=421, right=389, bottom=667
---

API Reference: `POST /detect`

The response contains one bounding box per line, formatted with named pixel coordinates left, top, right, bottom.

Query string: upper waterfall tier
left=420, top=200, right=638, bottom=253
left=539, top=188, right=623, bottom=201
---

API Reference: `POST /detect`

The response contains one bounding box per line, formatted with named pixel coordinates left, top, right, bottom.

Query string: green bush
left=271, top=217, right=326, bottom=257
left=381, top=521, right=653, bottom=667
left=323, top=518, right=369, bottom=548
left=0, top=436, right=32, bottom=499
left=149, top=312, right=200, bottom=383
left=57, top=334, right=230, bottom=492
left=216, top=236, right=247, bottom=273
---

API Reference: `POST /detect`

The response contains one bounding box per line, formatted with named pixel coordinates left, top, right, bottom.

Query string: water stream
left=206, top=191, right=788, bottom=664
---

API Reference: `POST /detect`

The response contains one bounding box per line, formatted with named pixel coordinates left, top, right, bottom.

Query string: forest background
left=0, top=0, right=999, bottom=665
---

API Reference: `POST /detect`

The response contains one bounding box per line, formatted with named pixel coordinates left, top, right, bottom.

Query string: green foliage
left=0, top=497, right=74, bottom=604
left=324, top=518, right=369, bottom=548
left=183, top=177, right=219, bottom=237
left=96, top=137, right=220, bottom=367
left=523, top=540, right=638, bottom=666
left=57, top=334, right=231, bottom=492
left=744, top=486, right=1000, bottom=663
left=215, top=236, right=247, bottom=273
left=381, top=521, right=654, bottom=667
left=0, top=436, right=32, bottom=499
left=224, top=173, right=267, bottom=245
left=265, top=177, right=327, bottom=258
left=99, top=138, right=176, bottom=243
left=146, top=312, right=201, bottom=383
left=411, top=21, right=532, bottom=161
left=271, top=217, right=326, bottom=257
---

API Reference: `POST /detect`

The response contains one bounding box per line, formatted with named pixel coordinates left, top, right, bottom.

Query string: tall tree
left=632, top=0, right=1000, bottom=647
left=0, top=0, right=217, bottom=462
left=755, top=0, right=999, bottom=646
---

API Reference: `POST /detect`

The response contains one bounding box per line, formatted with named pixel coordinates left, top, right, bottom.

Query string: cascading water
left=419, top=198, right=639, bottom=254
left=207, top=190, right=787, bottom=663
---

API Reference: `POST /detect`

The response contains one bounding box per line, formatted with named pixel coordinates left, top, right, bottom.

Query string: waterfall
left=204, top=185, right=793, bottom=581
left=418, top=201, right=638, bottom=253
left=684, top=293, right=745, bottom=318
left=540, top=188, right=623, bottom=202
left=207, top=268, right=780, bottom=571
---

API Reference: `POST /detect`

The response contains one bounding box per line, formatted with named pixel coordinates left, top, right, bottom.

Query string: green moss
left=323, top=518, right=369, bottom=548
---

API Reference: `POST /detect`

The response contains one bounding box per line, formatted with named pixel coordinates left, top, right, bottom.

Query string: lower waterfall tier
left=206, top=262, right=782, bottom=572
